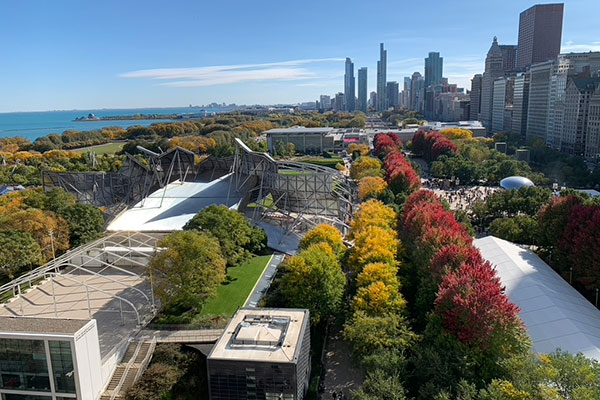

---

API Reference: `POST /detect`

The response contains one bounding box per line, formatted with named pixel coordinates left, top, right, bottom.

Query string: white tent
left=474, top=236, right=600, bottom=361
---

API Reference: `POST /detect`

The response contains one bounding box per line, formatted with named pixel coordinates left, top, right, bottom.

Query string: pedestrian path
left=245, top=252, right=285, bottom=308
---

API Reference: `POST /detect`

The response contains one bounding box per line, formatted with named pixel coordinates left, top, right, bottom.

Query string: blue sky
left=1, top=0, right=598, bottom=112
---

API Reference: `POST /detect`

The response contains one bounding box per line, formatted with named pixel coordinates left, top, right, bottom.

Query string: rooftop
left=209, top=308, right=308, bottom=363
left=265, top=127, right=335, bottom=134
left=474, top=236, right=600, bottom=361
left=0, top=316, right=90, bottom=336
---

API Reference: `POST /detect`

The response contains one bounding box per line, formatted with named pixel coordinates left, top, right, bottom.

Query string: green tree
left=278, top=243, right=346, bottom=324
left=354, top=369, right=407, bottom=400
left=60, top=204, right=105, bottom=246
left=183, top=205, right=267, bottom=266
left=0, top=230, right=43, bottom=279
left=489, top=216, right=538, bottom=245
left=149, top=231, right=226, bottom=311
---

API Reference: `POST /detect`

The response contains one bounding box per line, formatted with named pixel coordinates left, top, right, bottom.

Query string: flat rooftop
left=0, top=316, right=89, bottom=336
left=209, top=308, right=308, bottom=363
left=265, top=127, right=334, bottom=134
left=107, top=174, right=243, bottom=232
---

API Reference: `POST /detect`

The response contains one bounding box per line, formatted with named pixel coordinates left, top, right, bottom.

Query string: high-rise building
left=344, top=58, right=356, bottom=112
left=516, top=3, right=564, bottom=70
left=319, top=95, right=331, bottom=111
left=480, top=37, right=506, bottom=129
left=585, top=87, right=600, bottom=159
left=492, top=76, right=515, bottom=134
left=358, top=67, right=368, bottom=113
left=500, top=45, right=518, bottom=73
left=511, top=72, right=531, bottom=138
left=369, top=91, right=377, bottom=109
left=410, top=72, right=424, bottom=114
left=561, top=77, right=600, bottom=155
left=333, top=92, right=345, bottom=112
left=402, top=77, right=412, bottom=109
left=470, top=74, right=483, bottom=120
left=386, top=81, right=400, bottom=109
left=377, top=43, right=387, bottom=112
left=424, top=52, right=443, bottom=88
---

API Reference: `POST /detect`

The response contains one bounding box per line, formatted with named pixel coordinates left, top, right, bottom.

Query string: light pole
left=49, top=231, right=56, bottom=260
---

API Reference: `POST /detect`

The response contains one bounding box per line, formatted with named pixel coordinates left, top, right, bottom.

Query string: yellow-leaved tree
left=350, top=156, right=382, bottom=180
left=358, top=177, right=388, bottom=202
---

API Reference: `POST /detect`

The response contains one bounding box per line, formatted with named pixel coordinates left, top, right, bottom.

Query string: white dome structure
left=500, top=176, right=535, bottom=190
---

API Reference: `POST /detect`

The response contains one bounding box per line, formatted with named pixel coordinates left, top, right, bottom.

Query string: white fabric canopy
left=474, top=236, right=600, bottom=361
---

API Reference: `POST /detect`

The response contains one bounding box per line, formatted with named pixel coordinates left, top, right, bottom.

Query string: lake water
left=0, top=107, right=227, bottom=141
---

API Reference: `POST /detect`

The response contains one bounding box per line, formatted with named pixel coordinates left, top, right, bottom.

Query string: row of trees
left=347, top=144, right=600, bottom=398
left=0, top=189, right=104, bottom=281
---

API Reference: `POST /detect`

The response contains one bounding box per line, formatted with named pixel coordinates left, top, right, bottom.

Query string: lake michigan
left=0, top=107, right=226, bottom=141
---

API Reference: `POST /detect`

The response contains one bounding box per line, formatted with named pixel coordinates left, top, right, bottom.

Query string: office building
left=511, top=72, right=531, bottom=138
left=480, top=37, right=506, bottom=129
left=402, top=77, right=411, bottom=109
left=500, top=45, right=517, bottom=73
left=386, top=81, right=400, bottom=109
left=517, top=4, right=564, bottom=70
left=368, top=91, right=377, bottom=109
left=358, top=67, right=368, bottom=113
left=526, top=60, right=554, bottom=142
left=208, top=308, right=311, bottom=400
left=333, top=92, right=344, bottom=112
left=266, top=127, right=335, bottom=154
left=376, top=43, right=387, bottom=112
left=344, top=58, right=356, bottom=112
left=470, top=74, right=483, bottom=120
left=561, top=77, right=600, bottom=155
left=410, top=72, right=424, bottom=113
left=424, top=52, right=443, bottom=88
left=319, top=95, right=331, bottom=111
left=585, top=88, right=600, bottom=159
left=492, top=76, right=515, bottom=134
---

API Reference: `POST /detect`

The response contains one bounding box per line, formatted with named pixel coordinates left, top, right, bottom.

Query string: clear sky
left=1, top=0, right=599, bottom=112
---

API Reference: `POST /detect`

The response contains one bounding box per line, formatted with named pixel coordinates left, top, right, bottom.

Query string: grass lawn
left=200, top=254, right=273, bottom=317
left=72, top=142, right=124, bottom=155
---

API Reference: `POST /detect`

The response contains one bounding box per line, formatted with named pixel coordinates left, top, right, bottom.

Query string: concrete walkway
left=245, top=252, right=285, bottom=308
left=321, top=327, right=365, bottom=399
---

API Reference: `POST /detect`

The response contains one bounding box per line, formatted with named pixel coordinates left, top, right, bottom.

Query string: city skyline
left=1, top=0, right=599, bottom=112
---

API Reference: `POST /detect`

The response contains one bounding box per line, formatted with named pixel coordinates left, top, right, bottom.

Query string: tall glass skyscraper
left=344, top=58, right=356, bottom=112
left=424, top=52, right=443, bottom=88
left=358, top=67, right=368, bottom=113
left=376, top=43, right=387, bottom=112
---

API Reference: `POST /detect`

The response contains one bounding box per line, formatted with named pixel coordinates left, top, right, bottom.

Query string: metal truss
left=0, top=231, right=164, bottom=326
left=230, top=139, right=353, bottom=240
left=42, top=147, right=197, bottom=217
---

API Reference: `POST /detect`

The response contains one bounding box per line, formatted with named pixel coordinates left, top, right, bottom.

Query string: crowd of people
left=423, top=178, right=499, bottom=213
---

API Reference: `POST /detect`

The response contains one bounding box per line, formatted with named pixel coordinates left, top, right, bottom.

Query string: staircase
left=100, top=339, right=156, bottom=400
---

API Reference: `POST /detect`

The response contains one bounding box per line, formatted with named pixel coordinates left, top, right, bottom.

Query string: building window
left=0, top=339, right=50, bottom=392
left=48, top=342, right=76, bottom=394
left=1, top=395, right=52, bottom=400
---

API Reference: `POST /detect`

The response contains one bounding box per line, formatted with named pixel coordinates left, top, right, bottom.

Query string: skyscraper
left=500, top=45, right=517, bottom=73
left=470, top=74, right=483, bottom=121
left=386, top=81, right=400, bottom=109
left=424, top=52, right=443, bottom=88
left=357, top=67, right=368, bottom=113
left=410, top=72, right=424, bottom=113
left=344, top=58, right=356, bottom=112
left=402, top=77, right=411, bottom=109
left=377, top=43, right=387, bottom=112
left=319, top=95, right=331, bottom=111
left=512, top=72, right=530, bottom=139
left=516, top=3, right=564, bottom=70
left=480, top=37, right=506, bottom=129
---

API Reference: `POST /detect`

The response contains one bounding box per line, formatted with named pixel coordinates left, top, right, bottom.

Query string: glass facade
left=0, top=339, right=77, bottom=400
left=0, top=340, right=50, bottom=392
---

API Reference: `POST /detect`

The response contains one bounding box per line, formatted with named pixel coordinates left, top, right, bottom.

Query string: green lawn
left=72, top=142, right=124, bottom=155
left=200, top=254, right=273, bottom=317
